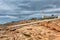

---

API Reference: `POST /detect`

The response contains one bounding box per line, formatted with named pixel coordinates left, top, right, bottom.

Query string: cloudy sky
left=0, top=0, right=60, bottom=24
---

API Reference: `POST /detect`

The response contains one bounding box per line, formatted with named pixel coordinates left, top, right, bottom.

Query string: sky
left=0, top=0, right=60, bottom=24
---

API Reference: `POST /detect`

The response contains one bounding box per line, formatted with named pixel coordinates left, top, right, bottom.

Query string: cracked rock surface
left=0, top=19, right=60, bottom=40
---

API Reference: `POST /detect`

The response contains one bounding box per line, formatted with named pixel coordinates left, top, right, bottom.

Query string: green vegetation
left=39, top=17, right=58, bottom=20
left=29, top=16, right=58, bottom=20
left=29, top=18, right=38, bottom=20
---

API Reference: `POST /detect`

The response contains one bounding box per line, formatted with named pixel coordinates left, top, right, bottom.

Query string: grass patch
left=29, top=17, right=58, bottom=20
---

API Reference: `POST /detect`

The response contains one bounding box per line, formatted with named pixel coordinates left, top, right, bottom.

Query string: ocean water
left=0, top=0, right=60, bottom=24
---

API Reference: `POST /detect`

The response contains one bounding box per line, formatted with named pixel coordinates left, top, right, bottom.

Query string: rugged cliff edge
left=0, top=19, right=60, bottom=40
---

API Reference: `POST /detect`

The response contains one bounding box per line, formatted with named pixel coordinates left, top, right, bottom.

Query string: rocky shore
left=0, top=19, right=60, bottom=40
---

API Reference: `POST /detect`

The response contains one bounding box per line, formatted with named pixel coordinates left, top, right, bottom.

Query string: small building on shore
left=58, top=15, right=60, bottom=19
left=42, top=15, right=58, bottom=18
